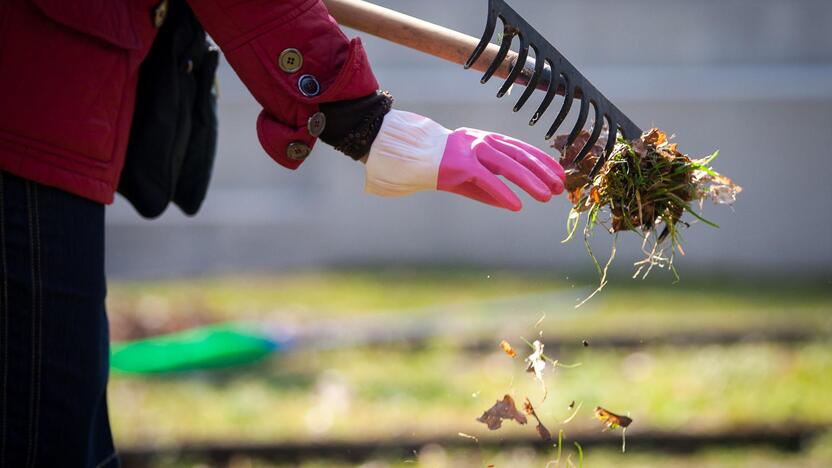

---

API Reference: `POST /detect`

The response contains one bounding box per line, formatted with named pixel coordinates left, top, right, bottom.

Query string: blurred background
left=105, top=0, right=832, bottom=466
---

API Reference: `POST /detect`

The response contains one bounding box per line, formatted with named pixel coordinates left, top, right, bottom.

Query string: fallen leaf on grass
left=499, top=340, right=516, bottom=358
left=477, top=395, right=527, bottom=430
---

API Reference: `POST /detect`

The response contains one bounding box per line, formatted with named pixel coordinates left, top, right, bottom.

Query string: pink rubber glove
left=364, top=110, right=565, bottom=211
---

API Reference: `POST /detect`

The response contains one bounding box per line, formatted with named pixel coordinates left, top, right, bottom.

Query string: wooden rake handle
left=322, top=0, right=518, bottom=81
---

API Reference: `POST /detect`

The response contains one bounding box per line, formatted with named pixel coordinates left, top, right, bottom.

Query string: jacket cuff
left=189, top=0, right=380, bottom=170
left=252, top=36, right=379, bottom=107
left=251, top=36, right=379, bottom=168
left=257, top=111, right=317, bottom=170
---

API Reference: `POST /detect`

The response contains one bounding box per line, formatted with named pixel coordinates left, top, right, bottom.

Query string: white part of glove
left=363, top=110, right=450, bottom=197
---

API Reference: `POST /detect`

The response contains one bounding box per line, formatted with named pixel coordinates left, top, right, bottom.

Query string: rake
left=323, top=0, right=643, bottom=176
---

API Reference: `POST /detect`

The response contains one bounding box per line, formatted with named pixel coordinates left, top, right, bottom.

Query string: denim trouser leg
left=0, top=172, right=117, bottom=468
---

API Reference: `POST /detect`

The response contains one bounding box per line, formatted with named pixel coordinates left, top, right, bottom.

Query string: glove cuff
left=364, top=110, right=451, bottom=197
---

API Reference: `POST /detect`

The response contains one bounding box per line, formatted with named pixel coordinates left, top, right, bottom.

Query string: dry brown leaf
left=567, top=185, right=584, bottom=205
left=499, top=340, right=516, bottom=358
left=631, top=138, right=647, bottom=157
left=643, top=128, right=667, bottom=146
left=589, top=186, right=601, bottom=204
left=594, top=406, right=633, bottom=430
left=555, top=130, right=603, bottom=181
left=536, top=423, right=552, bottom=441
left=477, top=395, right=528, bottom=430
left=523, top=398, right=534, bottom=415
left=523, top=398, right=552, bottom=441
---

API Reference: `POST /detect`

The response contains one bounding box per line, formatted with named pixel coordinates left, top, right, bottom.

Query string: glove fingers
left=476, top=144, right=553, bottom=202
left=493, top=134, right=566, bottom=182
left=472, top=167, right=523, bottom=211
left=453, top=184, right=512, bottom=210
left=485, top=136, right=564, bottom=195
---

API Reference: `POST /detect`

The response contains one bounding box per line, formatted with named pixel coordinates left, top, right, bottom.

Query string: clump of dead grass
left=554, top=128, right=741, bottom=299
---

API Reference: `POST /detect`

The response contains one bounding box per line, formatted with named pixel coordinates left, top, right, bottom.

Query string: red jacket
left=0, top=0, right=379, bottom=204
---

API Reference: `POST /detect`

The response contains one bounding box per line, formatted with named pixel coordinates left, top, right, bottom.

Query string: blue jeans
left=0, top=172, right=117, bottom=467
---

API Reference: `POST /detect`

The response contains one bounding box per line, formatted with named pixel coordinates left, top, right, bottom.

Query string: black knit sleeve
left=319, top=90, right=393, bottom=160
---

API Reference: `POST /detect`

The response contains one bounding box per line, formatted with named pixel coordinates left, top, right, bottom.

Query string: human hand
left=364, top=110, right=565, bottom=211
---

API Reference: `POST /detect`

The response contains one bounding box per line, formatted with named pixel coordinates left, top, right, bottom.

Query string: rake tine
left=603, top=120, right=618, bottom=158
left=513, top=47, right=543, bottom=112
left=544, top=77, right=573, bottom=138
left=619, top=123, right=642, bottom=142
left=464, top=7, right=498, bottom=70
left=465, top=0, right=642, bottom=150
left=480, top=24, right=515, bottom=84
left=564, top=94, right=589, bottom=148
left=529, top=61, right=559, bottom=126
left=573, top=102, right=603, bottom=165
left=497, top=34, right=528, bottom=98
left=589, top=122, right=619, bottom=177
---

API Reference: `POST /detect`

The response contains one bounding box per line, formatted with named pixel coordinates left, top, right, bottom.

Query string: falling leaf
left=523, top=398, right=552, bottom=441
left=499, top=340, right=517, bottom=358
left=595, top=407, right=632, bottom=453
left=477, top=395, right=527, bottom=430
left=536, top=422, right=553, bottom=442
left=525, top=340, right=548, bottom=401
left=594, top=406, right=633, bottom=430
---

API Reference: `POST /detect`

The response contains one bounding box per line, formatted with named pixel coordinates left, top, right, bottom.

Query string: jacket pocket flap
left=32, top=0, right=142, bottom=49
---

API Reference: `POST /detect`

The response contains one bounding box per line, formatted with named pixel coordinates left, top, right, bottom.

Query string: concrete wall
left=105, top=0, right=832, bottom=278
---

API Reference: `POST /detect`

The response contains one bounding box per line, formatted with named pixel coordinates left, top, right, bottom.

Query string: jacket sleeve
left=186, top=0, right=380, bottom=169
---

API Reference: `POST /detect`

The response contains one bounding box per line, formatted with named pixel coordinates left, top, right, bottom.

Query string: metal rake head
left=464, top=0, right=643, bottom=176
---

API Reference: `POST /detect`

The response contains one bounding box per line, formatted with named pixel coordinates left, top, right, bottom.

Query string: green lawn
left=106, top=270, right=832, bottom=466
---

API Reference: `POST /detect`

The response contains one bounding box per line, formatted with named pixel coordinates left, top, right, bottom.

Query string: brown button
left=307, top=112, right=326, bottom=137
left=278, top=48, right=303, bottom=73
left=152, top=0, right=168, bottom=28
left=286, top=142, right=311, bottom=161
